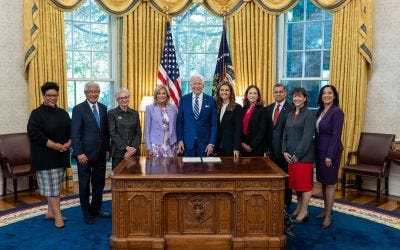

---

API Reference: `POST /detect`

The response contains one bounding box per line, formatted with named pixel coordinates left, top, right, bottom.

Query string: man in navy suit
left=266, top=83, right=294, bottom=208
left=177, top=74, right=218, bottom=157
left=71, top=82, right=110, bottom=224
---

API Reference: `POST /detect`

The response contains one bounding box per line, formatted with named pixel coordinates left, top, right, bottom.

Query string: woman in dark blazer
left=145, top=85, right=178, bottom=157
left=315, top=85, right=344, bottom=229
left=240, top=85, right=267, bottom=156
left=108, top=88, right=141, bottom=168
left=214, top=81, right=242, bottom=158
left=282, top=87, right=316, bottom=223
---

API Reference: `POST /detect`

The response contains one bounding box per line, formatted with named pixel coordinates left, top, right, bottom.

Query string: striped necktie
left=92, top=104, right=100, bottom=127
left=194, top=96, right=199, bottom=120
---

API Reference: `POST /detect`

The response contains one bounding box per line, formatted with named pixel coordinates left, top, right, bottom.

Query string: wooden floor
left=1, top=179, right=400, bottom=214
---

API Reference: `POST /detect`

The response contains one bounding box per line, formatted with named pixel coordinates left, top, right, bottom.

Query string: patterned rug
left=1, top=193, right=399, bottom=229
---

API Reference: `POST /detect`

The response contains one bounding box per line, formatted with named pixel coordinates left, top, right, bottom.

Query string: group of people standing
left=27, top=73, right=344, bottom=230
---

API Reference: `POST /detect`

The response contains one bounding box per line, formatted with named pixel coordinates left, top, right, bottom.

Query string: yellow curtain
left=328, top=0, right=372, bottom=170
left=228, top=1, right=276, bottom=103
left=122, top=2, right=167, bottom=110
left=24, top=0, right=67, bottom=110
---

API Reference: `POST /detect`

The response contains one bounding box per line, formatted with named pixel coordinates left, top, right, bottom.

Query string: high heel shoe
left=54, top=217, right=65, bottom=228
left=293, top=213, right=309, bottom=224
left=315, top=212, right=333, bottom=220
left=322, top=216, right=332, bottom=229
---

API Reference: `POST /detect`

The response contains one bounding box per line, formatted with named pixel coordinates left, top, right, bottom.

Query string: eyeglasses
left=44, top=94, right=59, bottom=98
left=85, top=90, right=100, bottom=94
left=117, top=96, right=129, bottom=100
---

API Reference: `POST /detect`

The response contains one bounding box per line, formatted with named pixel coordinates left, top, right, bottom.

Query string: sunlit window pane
left=281, top=0, right=332, bottom=108
left=306, top=0, right=323, bottom=21
left=305, top=51, right=321, bottom=77
left=65, top=0, right=114, bottom=113
left=305, top=23, right=323, bottom=50
left=287, top=23, right=304, bottom=51
left=172, top=4, right=223, bottom=95
left=286, top=52, right=303, bottom=78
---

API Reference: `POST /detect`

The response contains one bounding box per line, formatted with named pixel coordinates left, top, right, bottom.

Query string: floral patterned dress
left=151, top=107, right=176, bottom=157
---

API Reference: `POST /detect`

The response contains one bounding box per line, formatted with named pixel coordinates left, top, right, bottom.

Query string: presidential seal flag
left=157, top=22, right=182, bottom=107
left=212, top=23, right=235, bottom=96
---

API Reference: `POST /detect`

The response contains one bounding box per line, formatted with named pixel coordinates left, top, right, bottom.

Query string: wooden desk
left=389, top=151, right=400, bottom=164
left=109, top=157, right=287, bottom=250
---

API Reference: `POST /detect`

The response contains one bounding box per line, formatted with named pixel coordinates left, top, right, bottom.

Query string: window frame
left=277, top=0, right=332, bottom=108
left=64, top=0, right=118, bottom=114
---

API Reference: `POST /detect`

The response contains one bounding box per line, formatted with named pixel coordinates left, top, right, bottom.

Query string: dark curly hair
left=41, top=82, right=59, bottom=95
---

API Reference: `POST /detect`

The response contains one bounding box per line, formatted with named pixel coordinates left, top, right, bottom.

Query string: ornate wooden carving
left=110, top=157, right=287, bottom=249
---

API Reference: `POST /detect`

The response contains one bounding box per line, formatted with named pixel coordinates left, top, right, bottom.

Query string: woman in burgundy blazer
left=315, top=85, right=344, bottom=229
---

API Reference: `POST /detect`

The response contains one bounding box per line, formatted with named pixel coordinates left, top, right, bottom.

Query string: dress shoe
left=92, top=210, right=111, bottom=218
left=84, top=214, right=95, bottom=225
left=293, top=214, right=309, bottom=224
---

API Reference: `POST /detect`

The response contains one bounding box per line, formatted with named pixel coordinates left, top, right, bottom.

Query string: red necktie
left=273, top=104, right=280, bottom=125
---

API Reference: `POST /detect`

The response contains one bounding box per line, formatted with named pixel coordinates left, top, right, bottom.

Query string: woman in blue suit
left=315, top=85, right=344, bottom=229
left=145, top=85, right=178, bottom=157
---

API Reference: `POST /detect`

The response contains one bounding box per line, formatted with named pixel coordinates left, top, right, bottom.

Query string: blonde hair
left=153, top=85, right=170, bottom=105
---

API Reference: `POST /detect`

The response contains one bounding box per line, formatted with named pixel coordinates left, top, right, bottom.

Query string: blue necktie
left=194, top=96, right=199, bottom=120
left=92, top=104, right=100, bottom=127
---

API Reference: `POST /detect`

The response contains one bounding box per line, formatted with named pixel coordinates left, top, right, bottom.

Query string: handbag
left=62, top=166, right=74, bottom=189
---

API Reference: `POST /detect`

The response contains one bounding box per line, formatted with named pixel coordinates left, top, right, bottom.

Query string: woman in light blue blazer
left=145, top=85, right=178, bottom=157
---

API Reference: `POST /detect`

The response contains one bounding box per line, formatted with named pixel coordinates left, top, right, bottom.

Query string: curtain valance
left=148, top=0, right=300, bottom=17
left=45, top=0, right=141, bottom=16
left=310, top=0, right=351, bottom=12
left=44, top=0, right=84, bottom=11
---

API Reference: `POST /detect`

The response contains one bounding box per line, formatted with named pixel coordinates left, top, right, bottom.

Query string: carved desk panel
left=110, top=157, right=287, bottom=250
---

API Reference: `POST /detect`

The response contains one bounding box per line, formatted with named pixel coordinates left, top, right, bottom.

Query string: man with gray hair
left=177, top=74, right=218, bottom=157
left=71, top=81, right=110, bottom=225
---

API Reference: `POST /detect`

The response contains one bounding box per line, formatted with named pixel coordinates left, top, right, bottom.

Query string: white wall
left=0, top=0, right=399, bottom=195
left=363, top=0, right=400, bottom=196
left=0, top=0, right=29, bottom=134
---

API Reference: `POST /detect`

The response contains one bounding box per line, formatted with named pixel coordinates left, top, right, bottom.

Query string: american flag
left=157, top=22, right=182, bottom=106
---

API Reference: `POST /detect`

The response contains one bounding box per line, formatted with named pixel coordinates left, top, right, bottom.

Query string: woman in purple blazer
left=315, top=85, right=344, bottom=229
left=145, top=85, right=178, bottom=157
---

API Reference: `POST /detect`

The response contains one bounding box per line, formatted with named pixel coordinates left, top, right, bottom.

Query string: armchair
left=342, top=132, right=395, bottom=201
left=0, top=133, right=36, bottom=202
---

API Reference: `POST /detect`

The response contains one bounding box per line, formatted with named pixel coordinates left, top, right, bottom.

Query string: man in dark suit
left=266, top=83, right=294, bottom=208
left=71, top=82, right=110, bottom=224
left=177, top=74, right=218, bottom=157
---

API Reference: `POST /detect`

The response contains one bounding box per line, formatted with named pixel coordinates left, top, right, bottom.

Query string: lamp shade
left=235, top=96, right=244, bottom=106
left=139, top=96, right=154, bottom=111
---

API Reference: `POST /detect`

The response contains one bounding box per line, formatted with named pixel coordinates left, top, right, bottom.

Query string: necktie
left=273, top=104, right=280, bottom=125
left=92, top=104, right=100, bottom=127
left=194, top=96, right=200, bottom=120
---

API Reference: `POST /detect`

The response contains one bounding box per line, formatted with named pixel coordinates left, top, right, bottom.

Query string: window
left=171, top=4, right=223, bottom=96
left=278, top=0, right=332, bottom=108
left=64, top=0, right=116, bottom=114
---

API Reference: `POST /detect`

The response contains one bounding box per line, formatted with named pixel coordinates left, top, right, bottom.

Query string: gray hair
left=84, top=81, right=100, bottom=92
left=115, top=87, right=130, bottom=100
left=189, top=73, right=204, bottom=84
